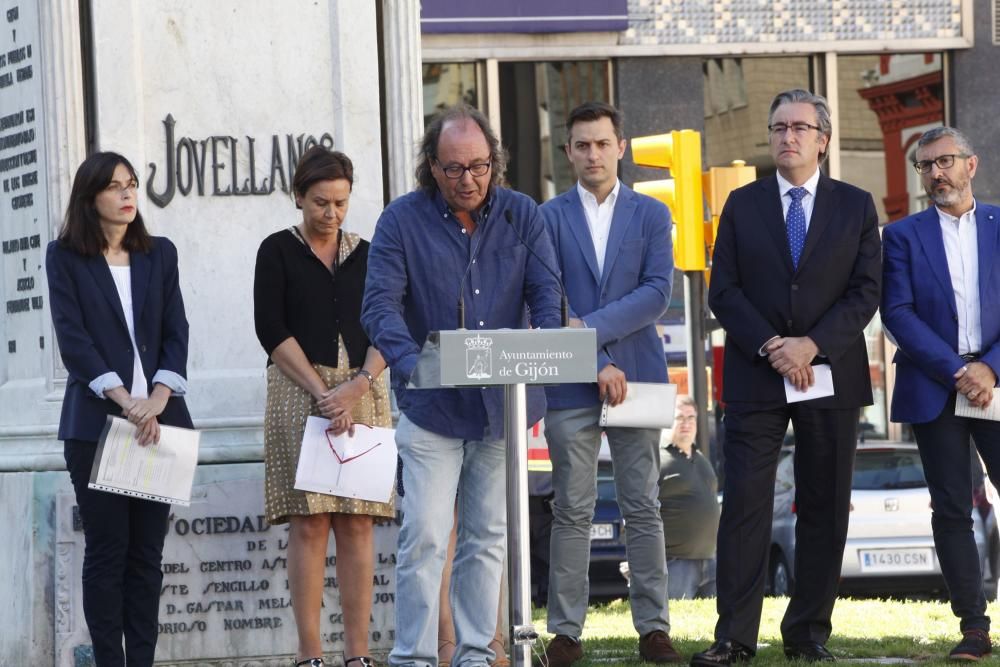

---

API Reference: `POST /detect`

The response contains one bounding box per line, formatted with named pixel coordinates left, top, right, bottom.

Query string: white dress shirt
left=108, top=265, right=150, bottom=399
left=776, top=168, right=821, bottom=230
left=577, top=179, right=621, bottom=275
left=937, top=203, right=982, bottom=355
left=757, top=169, right=823, bottom=356
left=88, top=263, right=188, bottom=400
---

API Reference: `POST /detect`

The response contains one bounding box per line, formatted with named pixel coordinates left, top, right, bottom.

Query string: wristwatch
left=354, top=369, right=375, bottom=391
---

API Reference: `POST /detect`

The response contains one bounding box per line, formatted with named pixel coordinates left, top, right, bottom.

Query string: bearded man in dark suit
left=692, top=89, right=881, bottom=666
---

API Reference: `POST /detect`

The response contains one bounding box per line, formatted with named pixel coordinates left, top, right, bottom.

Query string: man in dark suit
left=539, top=101, right=677, bottom=666
left=692, top=89, right=881, bottom=665
left=882, top=126, right=1000, bottom=661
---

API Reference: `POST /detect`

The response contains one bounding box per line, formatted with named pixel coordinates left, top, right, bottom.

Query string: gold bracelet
left=354, top=369, right=375, bottom=391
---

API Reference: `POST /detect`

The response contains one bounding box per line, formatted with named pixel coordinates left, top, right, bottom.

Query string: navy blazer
left=46, top=237, right=193, bottom=441
left=541, top=183, right=673, bottom=409
left=882, top=202, right=1000, bottom=424
left=708, top=174, right=881, bottom=409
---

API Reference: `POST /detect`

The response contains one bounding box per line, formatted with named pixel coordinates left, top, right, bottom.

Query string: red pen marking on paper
left=325, top=423, right=380, bottom=486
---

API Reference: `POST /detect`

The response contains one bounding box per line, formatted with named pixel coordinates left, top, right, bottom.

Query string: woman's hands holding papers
left=134, top=417, right=161, bottom=446
left=317, top=374, right=368, bottom=437
left=107, top=385, right=169, bottom=446
left=329, top=414, right=355, bottom=437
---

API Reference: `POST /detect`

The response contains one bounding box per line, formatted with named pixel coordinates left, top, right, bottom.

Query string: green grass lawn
left=528, top=597, right=998, bottom=665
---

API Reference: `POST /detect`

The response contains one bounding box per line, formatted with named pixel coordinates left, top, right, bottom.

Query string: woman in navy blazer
left=47, top=152, right=192, bottom=667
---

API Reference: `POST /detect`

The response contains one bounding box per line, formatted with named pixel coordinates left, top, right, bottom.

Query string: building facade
left=419, top=0, right=996, bottom=442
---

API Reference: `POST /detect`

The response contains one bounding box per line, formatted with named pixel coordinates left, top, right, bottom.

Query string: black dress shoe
left=949, top=628, right=992, bottom=661
left=783, top=641, right=835, bottom=662
left=690, top=639, right=756, bottom=666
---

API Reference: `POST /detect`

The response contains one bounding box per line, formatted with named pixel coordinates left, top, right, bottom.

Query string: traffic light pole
left=683, top=270, right=711, bottom=458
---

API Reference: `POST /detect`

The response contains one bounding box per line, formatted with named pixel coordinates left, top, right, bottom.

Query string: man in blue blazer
left=694, top=90, right=881, bottom=666
left=539, top=102, right=677, bottom=666
left=882, top=126, right=1000, bottom=661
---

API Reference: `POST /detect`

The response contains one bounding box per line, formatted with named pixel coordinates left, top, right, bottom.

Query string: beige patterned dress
left=263, top=231, right=395, bottom=525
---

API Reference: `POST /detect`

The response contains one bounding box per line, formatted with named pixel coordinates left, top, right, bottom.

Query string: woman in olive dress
left=253, top=146, right=392, bottom=667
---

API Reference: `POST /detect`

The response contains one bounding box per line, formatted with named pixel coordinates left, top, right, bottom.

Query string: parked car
left=769, top=442, right=1000, bottom=599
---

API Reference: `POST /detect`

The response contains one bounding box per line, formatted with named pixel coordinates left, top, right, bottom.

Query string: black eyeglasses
left=435, top=159, right=491, bottom=179
left=912, top=154, right=970, bottom=174
left=768, top=122, right=821, bottom=137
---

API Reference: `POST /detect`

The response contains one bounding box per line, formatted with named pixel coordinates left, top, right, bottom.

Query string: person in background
left=621, top=395, right=719, bottom=598
left=882, top=126, right=1000, bottom=661
left=47, top=151, right=193, bottom=666
left=253, top=146, right=391, bottom=667
left=658, top=395, right=719, bottom=599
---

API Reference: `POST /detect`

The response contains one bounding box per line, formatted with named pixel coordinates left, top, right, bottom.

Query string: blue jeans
left=389, top=414, right=507, bottom=667
left=912, top=394, right=1000, bottom=633
left=667, top=558, right=716, bottom=600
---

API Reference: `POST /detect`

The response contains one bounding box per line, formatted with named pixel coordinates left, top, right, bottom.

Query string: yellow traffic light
left=632, top=130, right=705, bottom=271
left=632, top=179, right=675, bottom=210
left=703, top=160, right=757, bottom=246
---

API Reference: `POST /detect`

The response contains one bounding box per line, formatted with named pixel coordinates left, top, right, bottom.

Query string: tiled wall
left=624, top=0, right=962, bottom=46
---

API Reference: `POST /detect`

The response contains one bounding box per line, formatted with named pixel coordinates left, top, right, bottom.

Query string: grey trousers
left=545, top=405, right=670, bottom=637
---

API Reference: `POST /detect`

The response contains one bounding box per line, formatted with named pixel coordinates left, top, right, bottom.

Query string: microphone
left=504, top=209, right=569, bottom=328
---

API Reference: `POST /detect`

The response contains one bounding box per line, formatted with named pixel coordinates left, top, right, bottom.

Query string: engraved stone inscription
left=56, top=470, right=399, bottom=665
left=0, top=0, right=49, bottom=376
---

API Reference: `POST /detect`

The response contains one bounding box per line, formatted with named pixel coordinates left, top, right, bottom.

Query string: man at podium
left=362, top=104, right=563, bottom=667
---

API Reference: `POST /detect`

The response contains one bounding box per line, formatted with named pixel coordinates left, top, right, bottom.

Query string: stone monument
left=0, top=1, right=423, bottom=664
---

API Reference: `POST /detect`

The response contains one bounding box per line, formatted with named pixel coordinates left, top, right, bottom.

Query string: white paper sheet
left=88, top=416, right=201, bottom=505
left=784, top=364, right=835, bottom=403
left=294, top=416, right=397, bottom=503
left=600, top=382, right=678, bottom=429
left=955, top=393, right=1000, bottom=421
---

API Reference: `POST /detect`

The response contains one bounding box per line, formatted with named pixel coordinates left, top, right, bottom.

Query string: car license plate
left=590, top=523, right=614, bottom=540
left=858, top=548, right=934, bottom=573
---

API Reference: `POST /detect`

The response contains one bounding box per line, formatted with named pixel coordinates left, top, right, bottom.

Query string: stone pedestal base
left=1, top=463, right=399, bottom=666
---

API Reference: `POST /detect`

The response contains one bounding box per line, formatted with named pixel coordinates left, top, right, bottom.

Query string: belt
left=960, top=352, right=981, bottom=362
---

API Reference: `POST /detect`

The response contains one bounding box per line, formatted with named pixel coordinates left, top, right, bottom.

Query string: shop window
left=702, top=56, right=811, bottom=173
left=423, top=62, right=479, bottom=127
left=854, top=53, right=943, bottom=223
left=499, top=60, right=611, bottom=202
left=849, top=53, right=944, bottom=439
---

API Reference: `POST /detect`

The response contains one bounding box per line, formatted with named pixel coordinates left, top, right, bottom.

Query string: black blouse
left=253, top=228, right=371, bottom=369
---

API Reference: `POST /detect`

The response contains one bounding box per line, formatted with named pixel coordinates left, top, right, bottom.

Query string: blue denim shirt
left=362, top=187, right=562, bottom=441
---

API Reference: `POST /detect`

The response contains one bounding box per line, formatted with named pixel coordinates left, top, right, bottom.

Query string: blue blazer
left=882, top=202, right=1000, bottom=424
left=46, top=237, right=193, bottom=441
left=541, top=183, right=673, bottom=409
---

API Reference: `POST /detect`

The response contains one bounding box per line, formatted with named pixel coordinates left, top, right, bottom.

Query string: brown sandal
left=438, top=638, right=457, bottom=667
left=489, top=637, right=511, bottom=667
